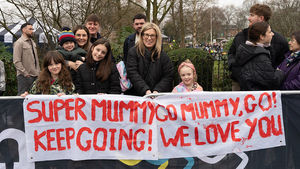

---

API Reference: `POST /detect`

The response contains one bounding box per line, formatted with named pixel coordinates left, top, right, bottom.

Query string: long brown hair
left=36, top=51, right=73, bottom=94
left=86, top=38, right=112, bottom=81
left=73, top=25, right=92, bottom=52
left=136, top=22, right=162, bottom=61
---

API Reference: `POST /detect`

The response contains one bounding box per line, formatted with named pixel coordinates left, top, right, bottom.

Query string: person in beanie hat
left=56, top=27, right=87, bottom=82
left=58, top=27, right=77, bottom=46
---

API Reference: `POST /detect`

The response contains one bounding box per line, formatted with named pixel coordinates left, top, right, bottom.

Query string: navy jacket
left=123, top=33, right=136, bottom=63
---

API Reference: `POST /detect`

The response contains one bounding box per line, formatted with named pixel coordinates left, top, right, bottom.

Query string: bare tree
left=189, top=0, right=214, bottom=47
left=266, top=0, right=300, bottom=37
left=128, top=0, right=175, bottom=24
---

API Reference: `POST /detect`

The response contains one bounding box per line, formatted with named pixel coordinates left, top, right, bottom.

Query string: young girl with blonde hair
left=172, top=59, right=203, bottom=93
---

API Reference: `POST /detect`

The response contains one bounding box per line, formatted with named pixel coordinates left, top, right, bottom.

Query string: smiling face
left=62, top=41, right=75, bottom=51
left=179, top=66, right=195, bottom=87
left=92, top=44, right=107, bottom=62
left=86, top=21, right=100, bottom=36
left=75, top=29, right=88, bottom=47
left=289, top=37, right=300, bottom=52
left=48, top=59, right=62, bottom=80
left=142, top=28, right=157, bottom=50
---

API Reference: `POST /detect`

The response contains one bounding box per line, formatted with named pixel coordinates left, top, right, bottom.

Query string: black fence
left=210, top=51, right=231, bottom=91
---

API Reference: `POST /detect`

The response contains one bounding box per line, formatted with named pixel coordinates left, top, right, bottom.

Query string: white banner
left=23, top=95, right=158, bottom=162
left=23, top=91, right=285, bottom=162
left=155, top=91, right=285, bottom=158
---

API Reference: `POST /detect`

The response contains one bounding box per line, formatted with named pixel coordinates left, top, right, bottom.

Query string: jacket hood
left=236, top=43, right=270, bottom=66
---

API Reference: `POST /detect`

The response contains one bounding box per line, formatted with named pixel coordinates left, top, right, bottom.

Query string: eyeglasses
left=143, top=33, right=157, bottom=39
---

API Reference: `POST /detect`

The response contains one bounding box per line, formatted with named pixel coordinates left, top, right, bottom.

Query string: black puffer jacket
left=236, top=43, right=285, bottom=91
left=75, top=62, right=121, bottom=94
left=228, top=28, right=289, bottom=81
left=126, top=47, right=174, bottom=96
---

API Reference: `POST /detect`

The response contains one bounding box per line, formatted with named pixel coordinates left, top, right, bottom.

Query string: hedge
left=168, top=48, right=214, bottom=91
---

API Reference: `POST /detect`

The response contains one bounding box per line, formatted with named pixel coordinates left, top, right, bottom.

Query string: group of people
left=228, top=4, right=300, bottom=91
left=12, top=13, right=203, bottom=98
left=6, top=3, right=300, bottom=98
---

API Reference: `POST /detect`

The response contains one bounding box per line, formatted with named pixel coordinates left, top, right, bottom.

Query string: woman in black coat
left=126, top=22, right=174, bottom=96
left=235, top=22, right=284, bottom=91
left=75, top=39, right=121, bottom=94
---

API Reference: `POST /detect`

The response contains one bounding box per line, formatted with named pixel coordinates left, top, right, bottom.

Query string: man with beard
left=13, top=23, right=40, bottom=95
left=123, top=13, right=146, bottom=63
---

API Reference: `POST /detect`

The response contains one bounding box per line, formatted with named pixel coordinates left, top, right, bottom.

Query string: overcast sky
left=217, top=0, right=244, bottom=7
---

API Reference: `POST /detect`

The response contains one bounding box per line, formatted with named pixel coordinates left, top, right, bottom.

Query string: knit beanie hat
left=58, top=27, right=76, bottom=46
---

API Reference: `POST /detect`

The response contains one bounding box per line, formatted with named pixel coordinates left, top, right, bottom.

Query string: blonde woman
left=126, top=22, right=174, bottom=96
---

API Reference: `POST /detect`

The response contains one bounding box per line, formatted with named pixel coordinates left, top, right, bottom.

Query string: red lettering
left=215, top=99, right=229, bottom=117
left=194, top=127, right=206, bottom=145
left=244, top=94, right=257, bottom=113
left=258, top=117, right=271, bottom=138
left=231, top=121, right=241, bottom=142
left=206, top=124, right=218, bottom=144
left=66, top=128, right=75, bottom=149
left=156, top=104, right=168, bottom=122
left=148, top=101, right=156, bottom=125
left=93, top=128, right=107, bottom=151
left=180, top=103, right=196, bottom=121
left=109, top=129, right=117, bottom=150
left=76, top=127, right=92, bottom=151
left=217, top=123, right=230, bottom=142
left=118, top=129, right=133, bottom=150
left=42, top=101, right=54, bottom=121
left=107, top=100, right=119, bottom=122
left=245, top=118, right=257, bottom=139
left=271, top=115, right=283, bottom=136
left=160, top=127, right=181, bottom=147
left=46, top=129, right=56, bottom=151
left=180, top=126, right=191, bottom=146
left=229, top=97, right=240, bottom=116
left=34, top=130, right=46, bottom=151
left=65, top=99, right=75, bottom=120
left=119, top=101, right=135, bottom=122
left=27, top=101, right=42, bottom=123
left=133, top=129, right=145, bottom=151
left=91, top=99, right=106, bottom=121
left=259, top=92, right=272, bottom=111
left=203, top=101, right=216, bottom=118
left=166, top=104, right=177, bottom=121
left=53, top=99, right=65, bottom=121
left=56, top=128, right=66, bottom=151
left=75, top=98, right=86, bottom=120
left=195, top=102, right=207, bottom=119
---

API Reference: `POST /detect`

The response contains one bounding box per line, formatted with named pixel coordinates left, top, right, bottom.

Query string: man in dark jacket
left=228, top=4, right=289, bottom=90
left=123, top=14, right=146, bottom=63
